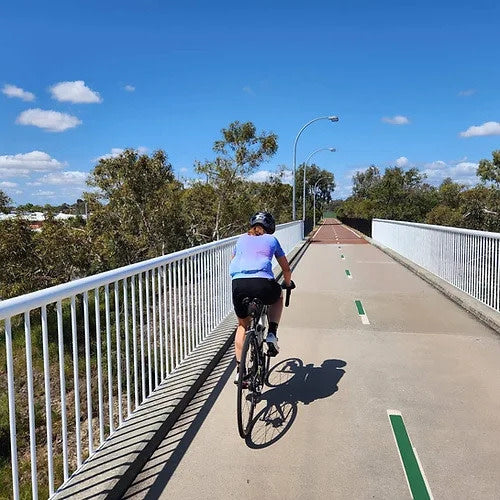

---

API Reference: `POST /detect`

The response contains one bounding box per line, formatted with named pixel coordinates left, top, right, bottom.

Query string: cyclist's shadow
left=246, top=358, right=346, bottom=449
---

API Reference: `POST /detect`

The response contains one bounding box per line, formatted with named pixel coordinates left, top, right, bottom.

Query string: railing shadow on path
left=246, top=358, right=347, bottom=449
left=123, top=350, right=236, bottom=499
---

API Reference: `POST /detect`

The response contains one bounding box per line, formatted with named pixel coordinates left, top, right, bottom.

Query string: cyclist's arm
left=276, top=255, right=292, bottom=286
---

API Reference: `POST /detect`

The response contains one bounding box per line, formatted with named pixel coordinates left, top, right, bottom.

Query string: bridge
left=1, top=219, right=499, bottom=499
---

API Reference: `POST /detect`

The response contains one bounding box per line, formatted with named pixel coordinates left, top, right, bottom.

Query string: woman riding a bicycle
left=229, top=212, right=293, bottom=377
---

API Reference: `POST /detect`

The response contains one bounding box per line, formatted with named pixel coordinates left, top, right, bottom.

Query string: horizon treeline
left=0, top=121, right=335, bottom=300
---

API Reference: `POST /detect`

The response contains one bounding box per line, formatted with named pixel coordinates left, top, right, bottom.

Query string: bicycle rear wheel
left=237, top=332, right=259, bottom=438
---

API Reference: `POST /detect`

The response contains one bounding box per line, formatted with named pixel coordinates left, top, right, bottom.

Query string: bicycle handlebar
left=281, top=280, right=296, bottom=307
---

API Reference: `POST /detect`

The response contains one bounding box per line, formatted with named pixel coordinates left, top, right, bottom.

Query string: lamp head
left=329, top=148, right=336, bottom=152
left=328, top=116, right=339, bottom=122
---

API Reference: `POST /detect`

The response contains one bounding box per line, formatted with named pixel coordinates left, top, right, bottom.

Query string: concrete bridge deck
left=123, top=221, right=500, bottom=499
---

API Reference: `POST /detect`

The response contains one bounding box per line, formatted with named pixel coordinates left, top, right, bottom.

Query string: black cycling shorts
left=232, top=278, right=282, bottom=319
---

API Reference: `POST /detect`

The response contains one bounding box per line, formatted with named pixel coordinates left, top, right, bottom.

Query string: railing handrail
left=373, top=218, right=500, bottom=239
left=0, top=221, right=303, bottom=320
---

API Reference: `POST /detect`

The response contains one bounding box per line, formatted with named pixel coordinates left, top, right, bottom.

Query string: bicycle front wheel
left=237, top=332, right=259, bottom=438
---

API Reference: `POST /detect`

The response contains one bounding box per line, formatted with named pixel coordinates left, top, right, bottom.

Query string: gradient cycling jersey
left=229, top=233, right=285, bottom=280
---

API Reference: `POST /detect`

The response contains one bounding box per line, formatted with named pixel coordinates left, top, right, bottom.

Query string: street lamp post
left=292, top=115, right=339, bottom=220
left=313, top=176, right=328, bottom=227
left=302, top=147, right=336, bottom=221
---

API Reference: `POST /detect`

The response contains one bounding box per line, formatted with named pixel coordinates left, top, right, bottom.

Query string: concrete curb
left=349, top=228, right=500, bottom=334
left=53, top=316, right=237, bottom=500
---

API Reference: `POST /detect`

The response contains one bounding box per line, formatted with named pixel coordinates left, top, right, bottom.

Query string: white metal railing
left=0, top=220, right=303, bottom=499
left=372, top=219, right=500, bottom=312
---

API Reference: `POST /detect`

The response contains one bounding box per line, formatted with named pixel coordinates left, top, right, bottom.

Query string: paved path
left=125, top=222, right=500, bottom=500
left=312, top=218, right=368, bottom=245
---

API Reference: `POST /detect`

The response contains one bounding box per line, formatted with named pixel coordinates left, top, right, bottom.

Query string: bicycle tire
left=237, top=331, right=259, bottom=438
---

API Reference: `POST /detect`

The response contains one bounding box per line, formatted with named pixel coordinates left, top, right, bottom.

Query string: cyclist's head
left=249, top=211, right=276, bottom=234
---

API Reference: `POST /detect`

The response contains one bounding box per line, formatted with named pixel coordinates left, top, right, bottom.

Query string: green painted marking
left=354, top=300, right=364, bottom=315
left=345, top=269, right=351, bottom=276
left=389, top=413, right=432, bottom=500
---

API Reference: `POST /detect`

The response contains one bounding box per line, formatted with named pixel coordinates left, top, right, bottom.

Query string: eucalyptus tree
left=186, top=121, right=279, bottom=242
left=0, top=189, right=11, bottom=213
left=85, top=149, right=187, bottom=269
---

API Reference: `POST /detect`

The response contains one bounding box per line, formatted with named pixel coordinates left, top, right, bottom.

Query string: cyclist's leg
left=235, top=316, right=251, bottom=362
left=268, top=291, right=283, bottom=326
left=263, top=280, right=283, bottom=356
left=232, top=278, right=252, bottom=363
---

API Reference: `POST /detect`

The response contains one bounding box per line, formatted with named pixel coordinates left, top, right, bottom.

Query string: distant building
left=0, top=212, right=87, bottom=230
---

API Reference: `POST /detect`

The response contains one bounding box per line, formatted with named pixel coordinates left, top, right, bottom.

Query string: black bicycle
left=237, top=281, right=295, bottom=438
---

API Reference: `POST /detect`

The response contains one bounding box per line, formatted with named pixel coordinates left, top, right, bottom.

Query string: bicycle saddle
left=241, top=297, right=264, bottom=318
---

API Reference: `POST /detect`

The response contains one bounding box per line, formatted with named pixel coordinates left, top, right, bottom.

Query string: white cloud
left=395, top=156, right=410, bottom=168
left=243, top=86, right=255, bottom=96
left=50, top=80, right=102, bottom=103
left=97, top=148, right=124, bottom=161
left=124, top=85, right=135, bottom=92
left=247, top=168, right=293, bottom=185
left=458, top=89, right=476, bottom=97
left=248, top=170, right=272, bottom=182
left=333, top=184, right=352, bottom=200
left=424, top=160, right=447, bottom=170
left=0, top=151, right=65, bottom=177
left=38, top=171, right=88, bottom=186
left=2, top=84, right=35, bottom=101
left=16, top=108, right=82, bottom=132
left=0, top=181, right=18, bottom=188
left=33, top=190, right=56, bottom=197
left=460, top=121, right=500, bottom=138
left=422, top=160, right=478, bottom=186
left=95, top=146, right=148, bottom=161
left=382, top=115, right=410, bottom=125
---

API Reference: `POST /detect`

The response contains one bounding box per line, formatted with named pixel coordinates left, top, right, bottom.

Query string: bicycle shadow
left=246, top=358, right=346, bottom=449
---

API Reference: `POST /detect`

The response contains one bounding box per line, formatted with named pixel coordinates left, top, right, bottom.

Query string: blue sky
left=1, top=0, right=499, bottom=205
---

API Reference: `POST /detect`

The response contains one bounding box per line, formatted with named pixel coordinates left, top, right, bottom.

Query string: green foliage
left=16, top=199, right=85, bottom=215
left=460, top=185, right=500, bottom=231
left=340, top=166, right=438, bottom=222
left=477, top=150, right=500, bottom=187
left=0, top=190, right=11, bottom=214
left=0, top=219, right=39, bottom=299
left=338, top=153, right=500, bottom=232
left=86, top=149, right=188, bottom=268
left=352, top=165, right=380, bottom=198
left=0, top=217, right=93, bottom=299
left=186, top=122, right=280, bottom=241
left=425, top=205, right=463, bottom=227
left=213, top=121, right=278, bottom=174
left=185, top=159, right=254, bottom=243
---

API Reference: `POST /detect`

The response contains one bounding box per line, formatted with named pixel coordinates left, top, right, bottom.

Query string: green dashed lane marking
left=354, top=300, right=370, bottom=324
left=388, top=411, right=433, bottom=500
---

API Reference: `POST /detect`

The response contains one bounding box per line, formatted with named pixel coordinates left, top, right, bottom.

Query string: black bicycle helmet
left=250, top=211, right=276, bottom=234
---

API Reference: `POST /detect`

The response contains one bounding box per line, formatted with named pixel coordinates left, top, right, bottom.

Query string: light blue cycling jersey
left=229, top=233, right=285, bottom=280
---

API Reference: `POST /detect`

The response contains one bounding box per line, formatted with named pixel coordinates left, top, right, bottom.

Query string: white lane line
left=387, top=410, right=434, bottom=500
left=313, top=224, right=325, bottom=240
left=342, top=225, right=362, bottom=238
left=354, top=300, right=370, bottom=324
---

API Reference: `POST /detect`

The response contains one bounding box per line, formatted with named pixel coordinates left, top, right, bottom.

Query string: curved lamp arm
left=292, top=115, right=339, bottom=220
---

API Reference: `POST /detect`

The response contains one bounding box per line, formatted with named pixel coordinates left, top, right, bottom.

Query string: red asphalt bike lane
left=312, top=218, right=368, bottom=244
